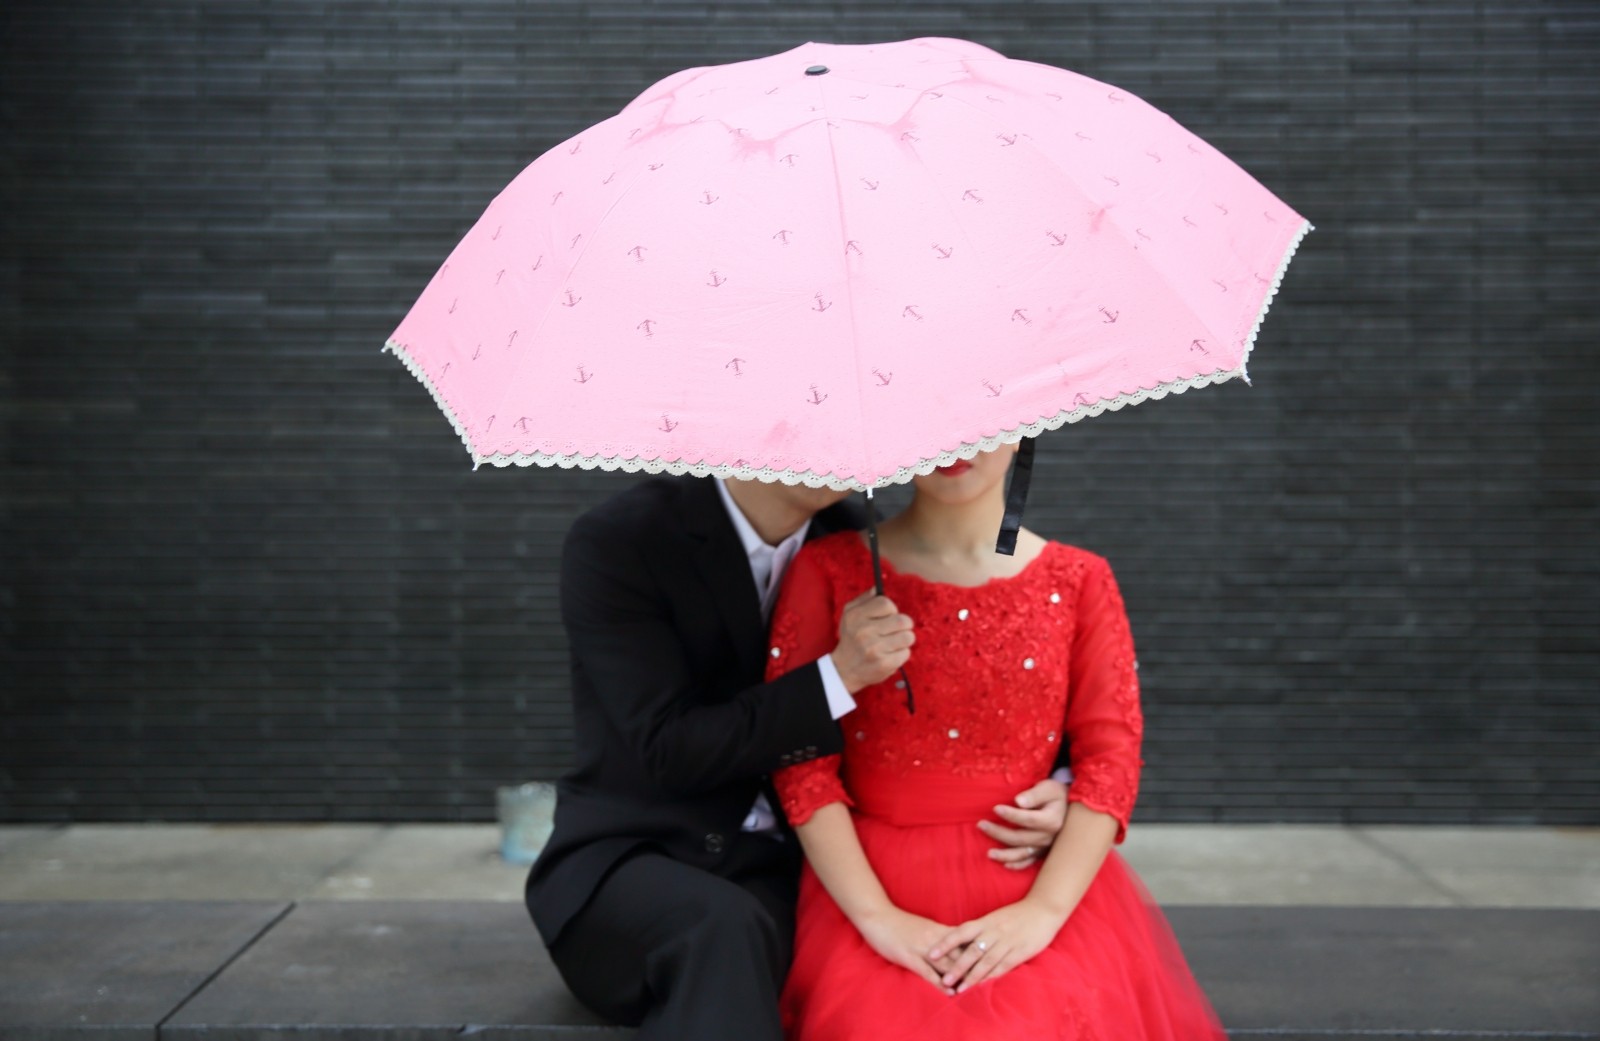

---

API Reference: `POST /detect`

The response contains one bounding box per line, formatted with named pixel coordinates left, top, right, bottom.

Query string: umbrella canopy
left=385, top=37, right=1309, bottom=490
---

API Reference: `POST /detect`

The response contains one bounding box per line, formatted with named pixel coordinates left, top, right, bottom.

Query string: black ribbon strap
left=864, top=488, right=915, bottom=715
left=995, top=437, right=1037, bottom=556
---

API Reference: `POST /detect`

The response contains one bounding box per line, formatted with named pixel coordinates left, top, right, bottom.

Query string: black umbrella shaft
left=864, top=488, right=915, bottom=715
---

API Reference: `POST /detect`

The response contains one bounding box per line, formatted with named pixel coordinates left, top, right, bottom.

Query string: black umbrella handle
left=864, top=488, right=915, bottom=715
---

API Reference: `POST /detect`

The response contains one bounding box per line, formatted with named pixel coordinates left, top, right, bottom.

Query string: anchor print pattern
left=390, top=43, right=1304, bottom=473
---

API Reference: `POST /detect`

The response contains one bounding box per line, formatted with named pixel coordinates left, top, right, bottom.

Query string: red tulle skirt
left=780, top=766, right=1227, bottom=1041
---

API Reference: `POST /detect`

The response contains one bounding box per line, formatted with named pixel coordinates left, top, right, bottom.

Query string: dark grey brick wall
left=2, top=1, right=1596, bottom=823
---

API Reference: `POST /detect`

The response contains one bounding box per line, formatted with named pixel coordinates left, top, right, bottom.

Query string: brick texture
left=2, top=1, right=1596, bottom=823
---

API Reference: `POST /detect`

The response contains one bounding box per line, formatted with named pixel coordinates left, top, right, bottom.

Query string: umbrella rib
left=479, top=122, right=714, bottom=464
left=815, top=81, right=875, bottom=488
left=938, top=216, right=1314, bottom=456
left=929, top=85, right=1254, bottom=392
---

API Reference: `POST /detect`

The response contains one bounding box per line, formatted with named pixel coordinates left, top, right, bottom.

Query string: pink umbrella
left=386, top=36, right=1309, bottom=498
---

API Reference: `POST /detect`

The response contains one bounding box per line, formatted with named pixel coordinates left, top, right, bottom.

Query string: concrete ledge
left=0, top=902, right=290, bottom=1041
left=2, top=902, right=1596, bottom=1039
left=1170, top=906, right=1600, bottom=1037
left=162, top=902, right=619, bottom=1041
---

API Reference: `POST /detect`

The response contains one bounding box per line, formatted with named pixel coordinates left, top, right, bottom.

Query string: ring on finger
left=976, top=940, right=989, bottom=952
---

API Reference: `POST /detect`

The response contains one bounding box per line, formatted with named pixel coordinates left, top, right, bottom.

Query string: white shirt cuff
left=816, top=654, right=857, bottom=720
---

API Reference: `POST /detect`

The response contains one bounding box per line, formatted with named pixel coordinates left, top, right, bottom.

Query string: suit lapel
left=679, top=477, right=767, bottom=682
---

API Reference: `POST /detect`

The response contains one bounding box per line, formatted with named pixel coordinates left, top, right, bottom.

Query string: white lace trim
left=385, top=219, right=1311, bottom=491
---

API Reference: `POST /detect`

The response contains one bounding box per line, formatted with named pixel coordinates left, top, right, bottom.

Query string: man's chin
left=781, top=484, right=852, bottom=514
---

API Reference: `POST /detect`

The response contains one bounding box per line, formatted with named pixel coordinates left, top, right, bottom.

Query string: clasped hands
left=856, top=777, right=1070, bottom=995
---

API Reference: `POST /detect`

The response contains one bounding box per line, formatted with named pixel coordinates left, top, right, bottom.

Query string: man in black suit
left=526, top=474, right=1068, bottom=1041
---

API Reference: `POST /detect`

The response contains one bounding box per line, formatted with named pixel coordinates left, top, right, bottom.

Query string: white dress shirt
left=715, top=478, right=856, bottom=833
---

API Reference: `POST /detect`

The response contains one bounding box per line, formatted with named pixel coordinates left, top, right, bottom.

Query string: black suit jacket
left=526, top=475, right=865, bottom=945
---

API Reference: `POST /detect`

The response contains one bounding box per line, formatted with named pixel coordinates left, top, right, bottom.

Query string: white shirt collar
left=714, top=477, right=810, bottom=560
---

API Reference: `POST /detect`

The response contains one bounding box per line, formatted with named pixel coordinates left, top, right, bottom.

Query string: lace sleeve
left=766, top=544, right=853, bottom=826
left=1065, top=554, right=1144, bottom=843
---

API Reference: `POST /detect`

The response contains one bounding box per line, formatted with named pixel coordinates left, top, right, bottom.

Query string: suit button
left=805, top=745, right=817, bottom=756
left=705, top=832, right=725, bottom=854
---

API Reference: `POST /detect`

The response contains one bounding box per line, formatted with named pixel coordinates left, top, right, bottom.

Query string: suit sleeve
left=1064, top=554, right=1144, bottom=843
left=767, top=546, right=854, bottom=826
left=560, top=512, right=843, bottom=797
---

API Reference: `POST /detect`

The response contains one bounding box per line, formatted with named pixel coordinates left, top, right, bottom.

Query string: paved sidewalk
left=2, top=822, right=1596, bottom=906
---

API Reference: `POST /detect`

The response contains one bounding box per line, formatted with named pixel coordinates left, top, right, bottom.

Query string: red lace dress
left=767, top=532, right=1226, bottom=1041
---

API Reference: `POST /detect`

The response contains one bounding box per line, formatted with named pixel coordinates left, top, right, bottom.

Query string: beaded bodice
left=767, top=532, right=1144, bottom=840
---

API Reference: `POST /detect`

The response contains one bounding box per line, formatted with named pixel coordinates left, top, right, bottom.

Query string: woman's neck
left=893, top=492, right=1007, bottom=562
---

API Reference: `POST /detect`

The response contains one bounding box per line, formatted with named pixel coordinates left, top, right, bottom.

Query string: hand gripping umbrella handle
left=864, top=488, right=915, bottom=715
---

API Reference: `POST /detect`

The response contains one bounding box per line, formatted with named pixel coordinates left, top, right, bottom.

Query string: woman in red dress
left=766, top=443, right=1227, bottom=1040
